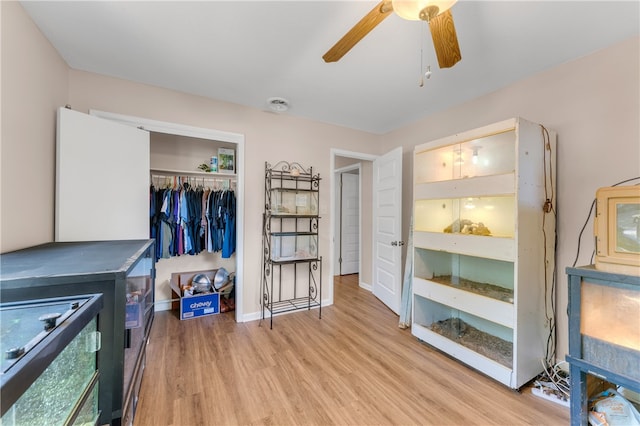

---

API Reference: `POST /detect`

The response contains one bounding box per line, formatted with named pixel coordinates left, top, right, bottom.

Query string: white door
left=372, top=147, right=403, bottom=314
left=56, top=107, right=150, bottom=241
left=340, top=172, right=359, bottom=275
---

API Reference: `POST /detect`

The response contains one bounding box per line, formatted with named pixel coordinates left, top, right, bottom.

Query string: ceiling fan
left=323, top=0, right=462, bottom=69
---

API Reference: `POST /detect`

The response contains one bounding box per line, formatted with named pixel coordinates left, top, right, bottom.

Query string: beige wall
left=65, top=70, right=381, bottom=317
left=1, top=3, right=381, bottom=319
left=2, top=1, right=639, bottom=362
left=1, top=1, right=69, bottom=252
left=383, top=35, right=640, bottom=362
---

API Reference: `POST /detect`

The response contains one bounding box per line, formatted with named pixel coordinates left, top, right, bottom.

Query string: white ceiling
left=21, top=1, right=639, bottom=134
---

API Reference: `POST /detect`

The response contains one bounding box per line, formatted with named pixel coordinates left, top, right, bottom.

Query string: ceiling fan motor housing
left=419, top=5, right=440, bottom=21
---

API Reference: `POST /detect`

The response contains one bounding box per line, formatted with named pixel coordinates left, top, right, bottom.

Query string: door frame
left=329, top=149, right=377, bottom=305
left=334, top=163, right=361, bottom=276
left=89, top=109, right=246, bottom=323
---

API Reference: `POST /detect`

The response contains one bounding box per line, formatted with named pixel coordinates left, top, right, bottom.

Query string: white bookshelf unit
left=411, top=117, right=556, bottom=389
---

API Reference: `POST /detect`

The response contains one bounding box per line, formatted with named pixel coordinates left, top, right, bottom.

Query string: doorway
left=330, top=149, right=377, bottom=307
left=330, top=148, right=403, bottom=314
left=335, top=165, right=360, bottom=276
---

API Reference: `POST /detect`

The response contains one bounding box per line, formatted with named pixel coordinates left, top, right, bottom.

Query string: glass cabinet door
left=415, top=129, right=516, bottom=184
left=580, top=279, right=640, bottom=381
left=123, top=251, right=153, bottom=407
left=1, top=296, right=101, bottom=426
left=125, top=255, right=153, bottom=331
left=414, top=196, right=515, bottom=238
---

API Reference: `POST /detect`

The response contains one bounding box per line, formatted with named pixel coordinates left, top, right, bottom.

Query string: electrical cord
left=535, top=359, right=570, bottom=400
left=571, top=199, right=596, bottom=268
left=540, top=125, right=558, bottom=367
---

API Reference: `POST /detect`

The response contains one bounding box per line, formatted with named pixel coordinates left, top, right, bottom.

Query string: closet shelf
left=150, top=167, right=237, bottom=179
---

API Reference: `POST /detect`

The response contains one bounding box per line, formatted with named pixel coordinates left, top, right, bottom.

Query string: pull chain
left=419, top=22, right=425, bottom=87
left=419, top=21, right=432, bottom=87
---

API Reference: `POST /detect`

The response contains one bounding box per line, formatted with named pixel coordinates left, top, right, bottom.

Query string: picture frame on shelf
left=218, top=148, right=235, bottom=174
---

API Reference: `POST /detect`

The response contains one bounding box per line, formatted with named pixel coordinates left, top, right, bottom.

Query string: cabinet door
left=56, top=108, right=150, bottom=241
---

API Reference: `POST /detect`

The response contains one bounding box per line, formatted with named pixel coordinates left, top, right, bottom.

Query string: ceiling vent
left=267, top=97, right=290, bottom=112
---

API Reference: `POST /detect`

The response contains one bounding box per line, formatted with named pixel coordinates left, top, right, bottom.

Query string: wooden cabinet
left=411, top=118, right=556, bottom=389
left=261, top=161, right=322, bottom=328
left=566, top=265, right=640, bottom=426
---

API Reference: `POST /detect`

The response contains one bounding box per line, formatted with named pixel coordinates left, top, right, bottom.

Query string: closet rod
left=150, top=173, right=235, bottom=190
left=150, top=173, right=233, bottom=180
left=149, top=167, right=236, bottom=179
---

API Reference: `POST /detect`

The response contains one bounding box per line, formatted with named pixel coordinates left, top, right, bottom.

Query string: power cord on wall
left=540, top=125, right=558, bottom=368
left=534, top=125, right=568, bottom=405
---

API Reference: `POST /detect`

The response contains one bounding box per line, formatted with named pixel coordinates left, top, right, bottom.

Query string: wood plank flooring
left=133, top=274, right=569, bottom=425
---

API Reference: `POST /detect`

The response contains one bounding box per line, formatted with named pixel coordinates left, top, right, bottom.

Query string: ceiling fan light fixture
left=267, top=97, right=290, bottom=112
left=391, top=0, right=457, bottom=21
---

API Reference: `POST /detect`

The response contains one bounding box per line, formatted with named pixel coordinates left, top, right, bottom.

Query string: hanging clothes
left=149, top=179, right=236, bottom=261
left=221, top=189, right=236, bottom=258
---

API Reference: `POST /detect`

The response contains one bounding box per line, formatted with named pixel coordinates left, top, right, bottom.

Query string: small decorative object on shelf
left=218, top=148, right=235, bottom=174
left=261, top=161, right=322, bottom=329
left=210, top=155, right=218, bottom=173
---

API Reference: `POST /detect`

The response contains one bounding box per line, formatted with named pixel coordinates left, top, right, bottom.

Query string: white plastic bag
left=590, top=388, right=640, bottom=426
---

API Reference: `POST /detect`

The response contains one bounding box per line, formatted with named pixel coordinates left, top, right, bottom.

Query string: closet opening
left=149, top=132, right=239, bottom=319
left=89, top=110, right=245, bottom=323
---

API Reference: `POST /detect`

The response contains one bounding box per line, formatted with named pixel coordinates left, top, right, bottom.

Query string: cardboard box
left=170, top=270, right=220, bottom=320
left=125, top=302, right=142, bottom=328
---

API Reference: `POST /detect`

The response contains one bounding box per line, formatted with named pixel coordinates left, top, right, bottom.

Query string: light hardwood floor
left=134, top=275, right=569, bottom=425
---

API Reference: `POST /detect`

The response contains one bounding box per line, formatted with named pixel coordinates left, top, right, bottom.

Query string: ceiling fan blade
left=323, top=1, right=393, bottom=63
left=429, top=9, right=462, bottom=69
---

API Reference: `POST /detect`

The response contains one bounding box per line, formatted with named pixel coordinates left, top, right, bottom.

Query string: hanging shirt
left=180, top=188, right=192, bottom=254
left=201, top=189, right=210, bottom=251
left=222, top=190, right=236, bottom=258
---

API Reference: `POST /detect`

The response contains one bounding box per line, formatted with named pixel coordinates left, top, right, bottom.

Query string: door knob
left=391, top=241, right=405, bottom=247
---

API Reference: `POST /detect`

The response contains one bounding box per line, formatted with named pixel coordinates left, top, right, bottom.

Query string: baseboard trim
left=359, top=281, right=372, bottom=291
